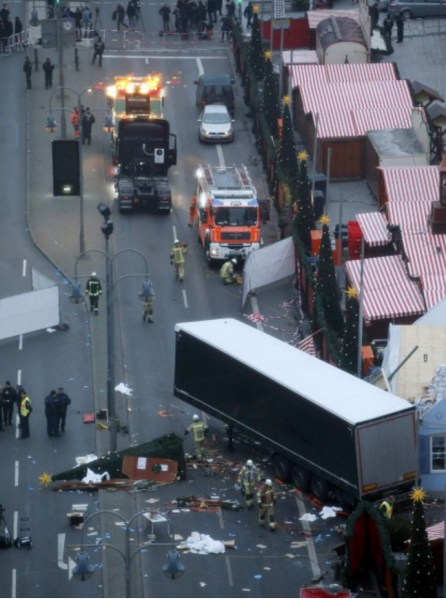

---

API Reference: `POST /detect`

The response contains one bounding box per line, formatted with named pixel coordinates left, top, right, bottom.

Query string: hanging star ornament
left=283, top=94, right=291, bottom=105
left=319, top=214, right=331, bottom=226
left=39, top=471, right=53, bottom=487
left=298, top=149, right=308, bottom=162
left=346, top=286, right=358, bottom=299
left=409, top=487, right=427, bottom=503
left=253, top=4, right=260, bottom=13
left=264, top=50, right=272, bottom=60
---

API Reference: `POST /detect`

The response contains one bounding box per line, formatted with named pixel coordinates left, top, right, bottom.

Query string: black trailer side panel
left=174, top=330, right=358, bottom=489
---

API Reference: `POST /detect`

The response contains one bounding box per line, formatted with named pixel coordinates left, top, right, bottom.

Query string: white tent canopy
left=241, top=237, right=295, bottom=308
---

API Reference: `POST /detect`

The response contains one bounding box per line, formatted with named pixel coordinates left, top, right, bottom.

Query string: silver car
left=389, top=0, right=446, bottom=18
left=198, top=105, right=234, bottom=143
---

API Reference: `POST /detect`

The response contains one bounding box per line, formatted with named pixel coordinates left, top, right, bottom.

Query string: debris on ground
left=178, top=532, right=226, bottom=554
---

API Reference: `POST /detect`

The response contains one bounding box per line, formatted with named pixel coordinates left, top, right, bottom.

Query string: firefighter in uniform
left=220, top=258, right=237, bottom=284
left=257, top=479, right=276, bottom=531
left=238, top=459, right=260, bottom=509
left=188, top=195, right=197, bottom=227
left=71, top=107, right=80, bottom=139
left=170, top=239, right=187, bottom=282
left=185, top=414, right=208, bottom=459
left=19, top=391, right=32, bottom=439
left=379, top=496, right=394, bottom=519
left=141, top=279, right=155, bottom=323
left=85, top=272, right=102, bottom=315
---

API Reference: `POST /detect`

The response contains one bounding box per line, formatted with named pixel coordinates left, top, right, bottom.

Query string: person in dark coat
left=159, top=3, right=171, bottom=31
left=14, top=16, right=22, bottom=36
left=92, top=36, right=105, bottom=66
left=45, top=390, right=59, bottom=437
left=23, top=56, right=32, bottom=89
left=395, top=12, right=404, bottom=42
left=1, top=381, right=18, bottom=426
left=383, top=14, right=394, bottom=39
left=243, top=1, right=253, bottom=28
left=115, top=2, right=128, bottom=30
left=81, top=107, right=96, bottom=144
left=56, top=387, right=71, bottom=433
left=220, top=14, right=231, bottom=41
left=42, top=57, right=54, bottom=88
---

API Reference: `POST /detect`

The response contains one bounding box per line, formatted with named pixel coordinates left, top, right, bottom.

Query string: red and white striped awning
left=426, top=521, right=444, bottom=542
left=291, top=63, right=397, bottom=89
left=382, top=166, right=439, bottom=203
left=345, top=255, right=425, bottom=322
left=356, top=212, right=391, bottom=247
left=386, top=201, right=431, bottom=231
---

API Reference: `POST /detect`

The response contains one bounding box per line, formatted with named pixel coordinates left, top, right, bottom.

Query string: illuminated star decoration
left=39, top=472, right=53, bottom=487
left=253, top=4, right=260, bottom=13
left=264, top=50, right=272, bottom=60
left=283, top=94, right=291, bottom=105
left=409, top=487, right=427, bottom=503
left=298, top=149, right=308, bottom=162
left=346, top=286, right=358, bottom=299
left=319, top=214, right=331, bottom=227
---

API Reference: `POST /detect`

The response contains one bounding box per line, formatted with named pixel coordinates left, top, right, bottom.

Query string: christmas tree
left=277, top=96, right=298, bottom=183
left=339, top=286, right=359, bottom=376
left=295, top=150, right=316, bottom=255
left=262, top=51, right=280, bottom=139
left=248, top=8, right=265, bottom=82
left=402, top=488, right=437, bottom=598
left=314, top=215, right=344, bottom=335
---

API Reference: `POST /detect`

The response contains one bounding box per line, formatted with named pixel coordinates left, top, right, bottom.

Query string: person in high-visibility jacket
left=170, top=240, right=187, bottom=282
left=188, top=196, right=197, bottom=227
left=85, top=272, right=102, bottom=315
left=71, top=107, right=80, bottom=139
left=379, top=496, right=394, bottom=519
left=19, top=390, right=32, bottom=439
left=257, top=479, right=276, bottom=531
left=185, top=414, right=208, bottom=459
left=220, top=258, right=237, bottom=284
left=238, top=459, right=260, bottom=509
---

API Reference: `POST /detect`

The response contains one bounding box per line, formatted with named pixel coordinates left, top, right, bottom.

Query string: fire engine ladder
left=201, top=164, right=215, bottom=189
left=234, top=165, right=253, bottom=190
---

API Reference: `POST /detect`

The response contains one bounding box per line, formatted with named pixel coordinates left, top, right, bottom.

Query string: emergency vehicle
left=106, top=75, right=165, bottom=162
left=195, top=164, right=262, bottom=262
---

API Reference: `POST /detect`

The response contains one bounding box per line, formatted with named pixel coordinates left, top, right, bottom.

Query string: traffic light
left=52, top=140, right=80, bottom=196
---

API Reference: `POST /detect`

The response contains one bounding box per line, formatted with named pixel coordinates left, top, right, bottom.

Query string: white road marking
left=13, top=511, right=18, bottom=539
left=182, top=289, right=188, bottom=308
left=172, top=225, right=178, bottom=242
left=11, top=569, right=16, bottom=598
left=216, top=145, right=225, bottom=167
left=22, top=260, right=27, bottom=278
left=295, top=495, right=322, bottom=581
left=17, top=370, right=22, bottom=384
left=68, top=556, right=76, bottom=581
left=14, top=461, right=19, bottom=486
left=18, top=335, right=23, bottom=351
left=145, top=57, right=149, bottom=65
left=57, top=533, right=68, bottom=570
left=196, top=57, right=204, bottom=76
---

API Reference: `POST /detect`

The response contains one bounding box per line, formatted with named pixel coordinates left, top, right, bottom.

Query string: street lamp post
left=72, top=509, right=185, bottom=597
left=46, top=86, right=92, bottom=255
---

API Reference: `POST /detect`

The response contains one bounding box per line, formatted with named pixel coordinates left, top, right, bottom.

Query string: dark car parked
left=389, top=0, right=446, bottom=18
left=194, top=73, right=235, bottom=116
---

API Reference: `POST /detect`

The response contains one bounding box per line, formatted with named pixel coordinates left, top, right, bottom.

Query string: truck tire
left=310, top=475, right=332, bottom=503
left=273, top=455, right=291, bottom=483
left=291, top=465, right=311, bottom=493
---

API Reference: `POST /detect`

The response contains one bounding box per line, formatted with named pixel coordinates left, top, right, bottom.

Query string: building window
left=431, top=436, right=446, bottom=471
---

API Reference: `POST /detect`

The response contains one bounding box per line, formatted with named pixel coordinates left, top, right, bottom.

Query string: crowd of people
left=0, top=382, right=72, bottom=440
left=158, top=0, right=243, bottom=39
left=0, top=2, right=23, bottom=53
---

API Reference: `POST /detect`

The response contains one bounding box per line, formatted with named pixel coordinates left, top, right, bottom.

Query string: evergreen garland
left=262, top=52, right=281, bottom=139
left=339, top=286, right=360, bottom=376
left=295, top=151, right=316, bottom=255
left=248, top=8, right=265, bottom=82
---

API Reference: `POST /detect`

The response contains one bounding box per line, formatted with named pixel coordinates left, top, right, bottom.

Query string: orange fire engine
left=195, top=164, right=262, bottom=263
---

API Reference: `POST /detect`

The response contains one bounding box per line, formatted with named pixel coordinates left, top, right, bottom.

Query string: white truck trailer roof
left=175, top=318, right=413, bottom=426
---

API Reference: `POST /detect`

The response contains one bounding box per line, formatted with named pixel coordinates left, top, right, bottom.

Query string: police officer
left=23, top=56, right=32, bottom=89
left=19, top=390, right=32, bottom=439
left=92, top=36, right=105, bottom=66
left=42, top=57, right=54, bottom=89
left=85, top=272, right=102, bottom=315
left=1, top=381, right=18, bottom=426
left=170, top=239, right=187, bottom=282
left=185, top=414, right=208, bottom=460
left=257, top=479, right=276, bottom=531
left=81, top=107, right=96, bottom=145
left=45, top=390, right=59, bottom=437
left=238, top=459, right=260, bottom=509
left=220, top=258, right=237, bottom=284
left=56, top=387, right=71, bottom=433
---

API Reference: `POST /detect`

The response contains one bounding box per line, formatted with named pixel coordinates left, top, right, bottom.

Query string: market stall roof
left=307, top=8, right=360, bottom=29
left=381, top=165, right=439, bottom=203
left=345, top=255, right=425, bottom=322
left=356, top=212, right=391, bottom=247
left=291, top=62, right=398, bottom=89
left=282, top=49, right=319, bottom=66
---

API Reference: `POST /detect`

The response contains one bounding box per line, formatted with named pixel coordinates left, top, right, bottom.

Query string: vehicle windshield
left=203, top=112, right=230, bottom=124
left=214, top=206, right=258, bottom=226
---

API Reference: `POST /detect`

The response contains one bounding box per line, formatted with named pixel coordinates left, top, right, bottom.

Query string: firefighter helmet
left=231, top=259, right=237, bottom=265
left=193, top=414, right=199, bottom=422
left=265, top=479, right=273, bottom=487
left=91, top=272, right=97, bottom=276
left=174, top=239, right=179, bottom=245
left=246, top=460, right=254, bottom=468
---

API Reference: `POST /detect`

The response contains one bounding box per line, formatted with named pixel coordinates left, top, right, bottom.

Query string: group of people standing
left=158, top=0, right=240, bottom=38
left=0, top=2, right=22, bottom=53
left=22, top=56, right=55, bottom=90
left=0, top=382, right=71, bottom=440
left=70, top=106, right=96, bottom=144
left=237, top=459, right=277, bottom=531
left=383, top=12, right=405, bottom=43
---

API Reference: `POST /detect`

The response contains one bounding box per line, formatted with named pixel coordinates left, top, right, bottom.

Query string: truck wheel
left=291, top=465, right=311, bottom=493
left=310, top=475, right=332, bottom=503
left=273, top=455, right=291, bottom=483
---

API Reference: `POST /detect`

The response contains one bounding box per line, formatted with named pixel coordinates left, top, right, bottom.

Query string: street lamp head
left=45, top=113, right=58, bottom=132
left=101, top=219, right=114, bottom=239
left=97, top=202, right=112, bottom=220
left=69, top=281, right=83, bottom=304
left=162, top=550, right=185, bottom=580
left=72, top=552, right=96, bottom=581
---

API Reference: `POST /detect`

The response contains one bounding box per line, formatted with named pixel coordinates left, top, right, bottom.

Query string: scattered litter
left=319, top=506, right=342, bottom=520
left=199, top=582, right=207, bottom=587
left=299, top=513, right=318, bottom=522
left=87, top=531, right=99, bottom=537
left=115, top=522, right=126, bottom=527
left=82, top=469, right=110, bottom=484
left=290, top=541, right=307, bottom=549
left=242, top=589, right=251, bottom=592
left=46, top=328, right=57, bottom=333
left=256, top=544, right=267, bottom=549
left=286, top=553, right=295, bottom=559
left=178, top=532, right=226, bottom=554
left=254, top=574, right=262, bottom=580
left=263, top=567, right=271, bottom=571
left=115, top=383, right=133, bottom=396
left=145, top=498, right=160, bottom=504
